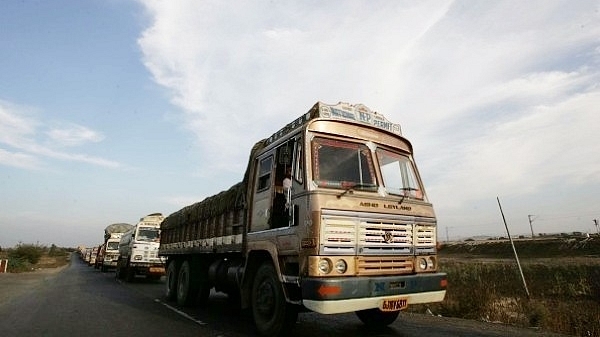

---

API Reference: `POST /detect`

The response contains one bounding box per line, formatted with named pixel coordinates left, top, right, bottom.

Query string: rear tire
left=165, top=260, right=179, bottom=301
left=177, top=260, right=199, bottom=307
left=355, top=308, right=400, bottom=327
left=251, top=263, right=298, bottom=336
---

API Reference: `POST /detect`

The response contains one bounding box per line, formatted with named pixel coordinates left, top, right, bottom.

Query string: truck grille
left=357, top=256, right=414, bottom=275
left=320, top=210, right=436, bottom=256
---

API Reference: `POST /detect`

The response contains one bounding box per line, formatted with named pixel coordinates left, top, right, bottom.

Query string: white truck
left=101, top=223, right=133, bottom=272
left=116, top=213, right=165, bottom=281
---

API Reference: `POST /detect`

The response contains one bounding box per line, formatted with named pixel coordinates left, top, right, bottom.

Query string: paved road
left=0, top=255, right=567, bottom=337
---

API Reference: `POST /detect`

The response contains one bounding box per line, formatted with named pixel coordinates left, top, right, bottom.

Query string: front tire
left=355, top=308, right=400, bottom=327
left=124, top=260, right=135, bottom=282
left=251, top=263, right=298, bottom=337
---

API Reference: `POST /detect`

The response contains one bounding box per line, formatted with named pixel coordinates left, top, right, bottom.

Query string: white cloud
left=137, top=1, right=454, bottom=174
left=0, top=100, right=120, bottom=169
left=136, top=1, right=600, bottom=236
left=0, top=148, right=41, bottom=170
left=46, top=124, right=105, bottom=147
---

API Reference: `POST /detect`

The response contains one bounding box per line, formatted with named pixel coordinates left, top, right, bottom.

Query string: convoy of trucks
left=157, top=101, right=446, bottom=336
left=77, top=102, right=445, bottom=336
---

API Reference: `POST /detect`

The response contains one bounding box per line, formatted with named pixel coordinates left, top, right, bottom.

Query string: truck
left=94, top=243, right=104, bottom=269
left=116, top=213, right=165, bottom=281
left=101, top=223, right=133, bottom=272
left=88, top=246, right=99, bottom=266
left=159, top=102, right=447, bottom=336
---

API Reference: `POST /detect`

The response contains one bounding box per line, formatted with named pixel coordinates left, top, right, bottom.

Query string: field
left=410, top=236, right=600, bottom=336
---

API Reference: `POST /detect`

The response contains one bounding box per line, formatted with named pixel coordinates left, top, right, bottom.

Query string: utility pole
left=446, top=226, right=450, bottom=242
left=498, top=197, right=530, bottom=299
left=528, top=215, right=537, bottom=240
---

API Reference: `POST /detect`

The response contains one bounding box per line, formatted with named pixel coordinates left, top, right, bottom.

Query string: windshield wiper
left=393, top=187, right=419, bottom=205
left=336, top=183, right=377, bottom=198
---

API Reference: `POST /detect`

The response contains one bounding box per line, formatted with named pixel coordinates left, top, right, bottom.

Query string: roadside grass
left=410, top=238, right=600, bottom=336
left=0, top=243, right=71, bottom=273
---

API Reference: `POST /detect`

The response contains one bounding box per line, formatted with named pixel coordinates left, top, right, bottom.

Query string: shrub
left=7, top=257, right=32, bottom=273
left=9, top=243, right=45, bottom=264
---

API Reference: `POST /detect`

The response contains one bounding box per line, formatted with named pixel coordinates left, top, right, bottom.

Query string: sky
left=1, top=0, right=599, bottom=248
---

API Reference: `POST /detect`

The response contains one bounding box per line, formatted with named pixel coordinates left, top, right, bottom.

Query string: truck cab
left=116, top=213, right=165, bottom=281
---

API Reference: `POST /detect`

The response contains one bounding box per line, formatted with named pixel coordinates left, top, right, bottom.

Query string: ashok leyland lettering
left=159, top=102, right=446, bottom=337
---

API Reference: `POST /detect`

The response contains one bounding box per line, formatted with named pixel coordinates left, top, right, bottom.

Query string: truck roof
left=265, top=101, right=401, bottom=146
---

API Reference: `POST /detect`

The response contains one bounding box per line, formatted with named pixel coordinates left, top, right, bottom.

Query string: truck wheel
left=125, top=260, right=135, bottom=282
left=251, top=263, right=298, bottom=336
left=355, top=308, right=400, bottom=327
left=165, top=260, right=179, bottom=301
left=177, top=260, right=200, bottom=307
left=116, top=261, right=124, bottom=280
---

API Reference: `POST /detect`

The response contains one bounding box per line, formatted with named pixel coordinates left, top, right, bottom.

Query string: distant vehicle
left=83, top=248, right=92, bottom=263
left=101, top=223, right=133, bottom=272
left=89, top=246, right=99, bottom=266
left=159, top=102, right=446, bottom=336
left=94, top=243, right=104, bottom=269
left=116, top=213, right=165, bottom=281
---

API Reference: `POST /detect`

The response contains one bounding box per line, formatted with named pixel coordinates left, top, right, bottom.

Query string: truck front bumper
left=131, top=263, right=165, bottom=275
left=301, top=272, right=447, bottom=314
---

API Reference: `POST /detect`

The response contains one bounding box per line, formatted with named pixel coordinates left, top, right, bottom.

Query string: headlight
left=427, top=256, right=437, bottom=270
left=318, top=258, right=332, bottom=274
left=334, top=259, right=347, bottom=274
left=134, top=255, right=143, bottom=260
left=418, top=258, right=428, bottom=270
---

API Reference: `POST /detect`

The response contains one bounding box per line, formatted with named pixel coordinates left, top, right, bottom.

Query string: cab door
left=251, top=152, right=274, bottom=232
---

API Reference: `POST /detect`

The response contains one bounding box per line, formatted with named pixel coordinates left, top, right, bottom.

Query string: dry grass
left=410, top=238, right=600, bottom=336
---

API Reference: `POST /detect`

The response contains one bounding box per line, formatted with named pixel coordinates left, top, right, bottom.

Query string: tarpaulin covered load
left=161, top=139, right=266, bottom=230
left=104, top=223, right=133, bottom=242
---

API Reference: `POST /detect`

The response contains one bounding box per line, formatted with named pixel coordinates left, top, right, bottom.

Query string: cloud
left=136, top=1, right=600, bottom=236
left=46, top=124, right=105, bottom=147
left=0, top=148, right=41, bottom=170
left=0, top=100, right=120, bottom=169
left=136, top=1, right=454, bottom=174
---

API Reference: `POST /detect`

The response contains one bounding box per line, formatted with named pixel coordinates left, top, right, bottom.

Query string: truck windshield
left=376, top=148, right=423, bottom=199
left=137, top=227, right=160, bottom=242
left=311, top=137, right=377, bottom=190
left=107, top=242, right=119, bottom=250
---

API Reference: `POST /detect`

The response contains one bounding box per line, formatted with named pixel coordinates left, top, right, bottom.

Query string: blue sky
left=1, top=0, right=599, bottom=248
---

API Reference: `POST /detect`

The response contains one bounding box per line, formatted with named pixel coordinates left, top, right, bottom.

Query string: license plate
left=380, top=297, right=408, bottom=312
left=149, top=267, right=165, bottom=274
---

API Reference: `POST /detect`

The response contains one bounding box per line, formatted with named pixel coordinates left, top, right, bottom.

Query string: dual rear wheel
left=165, top=259, right=210, bottom=306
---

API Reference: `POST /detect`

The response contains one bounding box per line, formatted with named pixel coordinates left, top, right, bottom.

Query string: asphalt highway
left=0, top=255, right=567, bottom=337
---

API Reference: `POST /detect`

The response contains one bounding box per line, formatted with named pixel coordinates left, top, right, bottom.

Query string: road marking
left=154, top=299, right=207, bottom=325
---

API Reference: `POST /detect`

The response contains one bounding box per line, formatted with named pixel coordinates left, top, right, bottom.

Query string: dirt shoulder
left=0, top=264, right=69, bottom=307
